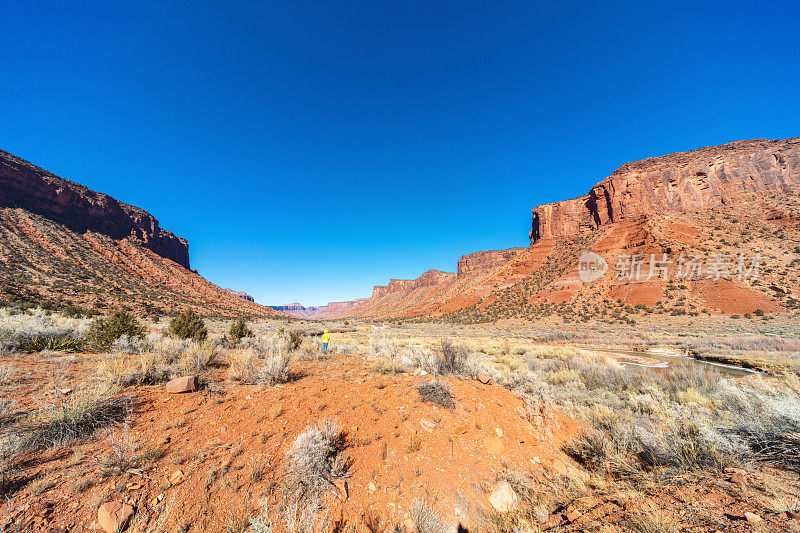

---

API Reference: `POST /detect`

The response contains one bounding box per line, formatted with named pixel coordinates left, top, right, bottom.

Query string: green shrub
left=228, top=317, right=253, bottom=342
left=86, top=310, right=144, bottom=351
left=754, top=308, right=765, bottom=316
left=169, top=309, right=207, bottom=341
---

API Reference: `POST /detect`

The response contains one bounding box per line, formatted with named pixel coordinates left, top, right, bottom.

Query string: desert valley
left=0, top=138, right=799, bottom=532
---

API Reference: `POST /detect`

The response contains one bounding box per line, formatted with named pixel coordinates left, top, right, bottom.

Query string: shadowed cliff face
left=530, top=138, right=800, bottom=244
left=0, top=149, right=190, bottom=268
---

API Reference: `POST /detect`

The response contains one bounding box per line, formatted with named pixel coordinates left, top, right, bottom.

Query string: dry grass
left=415, top=380, right=455, bottom=409
left=285, top=418, right=351, bottom=501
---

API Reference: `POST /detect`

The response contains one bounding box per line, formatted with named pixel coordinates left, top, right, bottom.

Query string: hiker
left=321, top=329, right=330, bottom=353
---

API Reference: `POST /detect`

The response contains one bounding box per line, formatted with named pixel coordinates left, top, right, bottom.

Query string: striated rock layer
left=0, top=149, right=190, bottom=268
left=530, top=138, right=800, bottom=244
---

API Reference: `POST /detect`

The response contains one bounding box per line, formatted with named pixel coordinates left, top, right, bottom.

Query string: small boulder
left=165, top=376, right=198, bottom=393
left=169, top=469, right=185, bottom=486
left=97, top=501, right=134, bottom=533
left=477, top=373, right=492, bottom=385
left=744, top=512, right=762, bottom=524
left=488, top=481, right=518, bottom=513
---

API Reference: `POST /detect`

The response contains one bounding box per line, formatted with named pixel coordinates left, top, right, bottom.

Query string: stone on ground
left=97, top=501, right=134, bottom=533
left=165, top=375, right=198, bottom=393
left=488, top=481, right=518, bottom=512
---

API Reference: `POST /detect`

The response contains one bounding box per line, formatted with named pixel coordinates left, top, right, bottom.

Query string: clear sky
left=2, top=1, right=799, bottom=306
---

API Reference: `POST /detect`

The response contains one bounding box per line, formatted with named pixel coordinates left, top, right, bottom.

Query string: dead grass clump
left=415, top=380, right=455, bottom=409
left=21, top=393, right=131, bottom=451
left=286, top=418, right=351, bottom=500
left=409, top=500, right=444, bottom=533
left=181, top=341, right=219, bottom=373
left=228, top=350, right=292, bottom=386
left=0, top=365, right=16, bottom=385
left=258, top=354, right=292, bottom=385
left=228, top=350, right=259, bottom=383
left=437, top=339, right=469, bottom=375
left=99, top=352, right=173, bottom=386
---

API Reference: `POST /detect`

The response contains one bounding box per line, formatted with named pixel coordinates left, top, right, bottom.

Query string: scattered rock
left=454, top=422, right=470, bottom=434
left=477, top=373, right=491, bottom=385
left=744, top=512, right=762, bottom=524
left=165, top=375, right=198, bottom=393
left=419, top=418, right=436, bottom=433
left=787, top=510, right=800, bottom=520
left=368, top=481, right=377, bottom=493
left=268, top=405, right=283, bottom=420
left=565, top=509, right=581, bottom=522
left=495, top=428, right=503, bottom=438
left=488, top=481, right=518, bottom=512
left=374, top=380, right=387, bottom=389
left=97, top=501, right=134, bottom=533
left=57, top=388, right=72, bottom=395
left=333, top=479, right=349, bottom=499
left=169, top=470, right=185, bottom=486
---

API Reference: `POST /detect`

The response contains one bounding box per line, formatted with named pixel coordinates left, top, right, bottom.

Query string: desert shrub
left=86, top=310, right=144, bottom=351
left=410, top=500, right=445, bottom=533
left=368, top=331, right=399, bottom=359
left=168, top=309, right=207, bottom=341
left=181, top=341, right=218, bottom=374
left=61, top=305, right=98, bottom=318
left=257, top=354, right=292, bottom=385
left=437, top=339, right=470, bottom=375
left=148, top=333, right=192, bottom=363
left=111, top=334, right=148, bottom=355
left=0, top=398, right=17, bottom=425
left=249, top=505, right=273, bottom=533
left=241, top=333, right=290, bottom=356
left=0, top=365, right=15, bottom=385
left=0, top=435, right=22, bottom=492
left=287, top=330, right=302, bottom=351
left=229, top=317, right=253, bottom=342
left=20, top=393, right=131, bottom=450
left=99, top=352, right=173, bottom=386
left=0, top=309, right=88, bottom=353
left=228, top=350, right=259, bottom=383
left=286, top=418, right=351, bottom=500
left=415, top=380, right=455, bottom=409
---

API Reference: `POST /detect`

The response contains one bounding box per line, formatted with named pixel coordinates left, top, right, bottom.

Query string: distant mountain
left=0, top=149, right=283, bottom=317
left=270, top=299, right=368, bottom=319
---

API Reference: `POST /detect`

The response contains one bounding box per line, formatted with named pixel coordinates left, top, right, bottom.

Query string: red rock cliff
left=0, top=149, right=191, bottom=268
left=371, top=269, right=458, bottom=299
left=530, top=138, right=800, bottom=244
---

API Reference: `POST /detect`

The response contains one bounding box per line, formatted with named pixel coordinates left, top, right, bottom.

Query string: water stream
left=591, top=348, right=763, bottom=377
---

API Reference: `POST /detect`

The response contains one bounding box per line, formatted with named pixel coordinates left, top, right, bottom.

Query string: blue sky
left=2, top=1, right=799, bottom=306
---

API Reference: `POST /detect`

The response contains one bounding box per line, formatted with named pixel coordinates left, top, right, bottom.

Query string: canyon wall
left=0, top=149, right=191, bottom=268
left=530, top=138, right=800, bottom=244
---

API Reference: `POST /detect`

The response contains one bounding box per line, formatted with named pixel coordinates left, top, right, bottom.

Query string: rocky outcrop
left=457, top=248, right=525, bottom=276
left=223, top=288, right=255, bottom=302
left=0, top=149, right=190, bottom=268
left=371, top=269, right=457, bottom=299
left=530, top=138, right=800, bottom=244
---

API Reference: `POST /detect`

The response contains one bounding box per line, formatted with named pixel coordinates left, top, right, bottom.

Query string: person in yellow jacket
left=321, top=330, right=330, bottom=353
